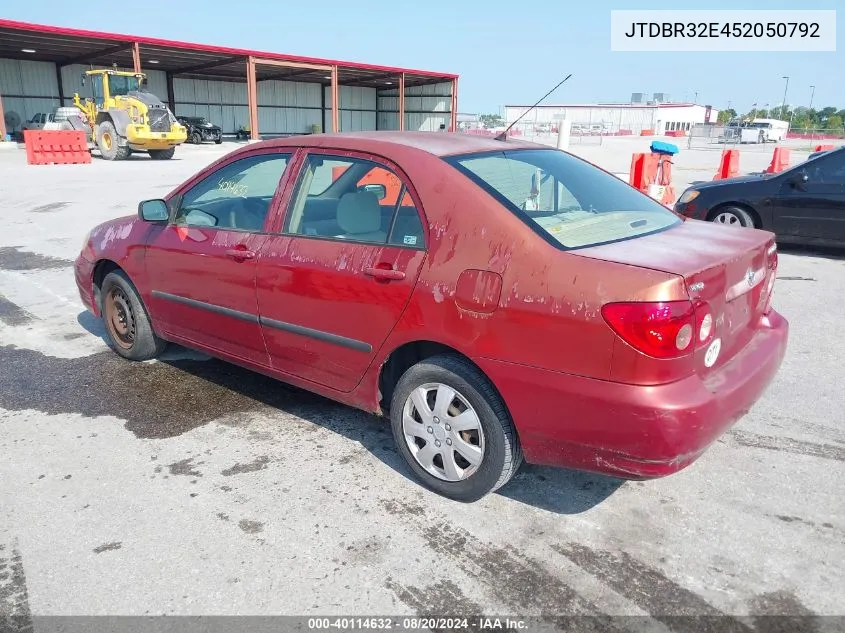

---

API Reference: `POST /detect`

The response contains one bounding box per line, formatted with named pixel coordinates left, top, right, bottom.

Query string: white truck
left=22, top=112, right=61, bottom=131
left=22, top=107, right=83, bottom=132
left=750, top=118, right=789, bottom=142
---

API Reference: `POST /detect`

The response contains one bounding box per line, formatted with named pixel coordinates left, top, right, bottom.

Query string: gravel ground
left=0, top=139, right=843, bottom=631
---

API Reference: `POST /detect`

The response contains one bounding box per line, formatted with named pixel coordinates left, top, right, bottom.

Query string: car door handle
left=226, top=248, right=256, bottom=260
left=364, top=266, right=406, bottom=281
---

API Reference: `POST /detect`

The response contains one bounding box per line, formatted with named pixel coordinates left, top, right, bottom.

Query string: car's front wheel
left=100, top=270, right=167, bottom=361
left=390, top=354, right=522, bottom=502
left=710, top=205, right=755, bottom=228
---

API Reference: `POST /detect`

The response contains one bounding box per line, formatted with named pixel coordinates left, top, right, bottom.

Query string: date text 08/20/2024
left=308, top=617, right=528, bottom=630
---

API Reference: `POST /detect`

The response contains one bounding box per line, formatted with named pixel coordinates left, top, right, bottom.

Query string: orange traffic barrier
left=24, top=130, right=91, bottom=165
left=640, top=129, right=655, bottom=136
left=655, top=154, right=675, bottom=206
left=629, top=153, right=659, bottom=191
left=814, top=144, right=835, bottom=152
left=665, top=130, right=686, bottom=138
left=714, top=149, right=740, bottom=180
left=764, top=147, right=791, bottom=174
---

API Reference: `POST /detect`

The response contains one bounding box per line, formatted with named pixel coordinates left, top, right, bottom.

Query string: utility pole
left=781, top=76, right=789, bottom=121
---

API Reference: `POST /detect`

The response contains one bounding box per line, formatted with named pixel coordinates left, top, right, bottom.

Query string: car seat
left=335, top=191, right=387, bottom=243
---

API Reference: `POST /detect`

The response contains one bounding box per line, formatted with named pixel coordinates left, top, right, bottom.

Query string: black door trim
left=259, top=316, right=372, bottom=353
left=151, top=290, right=258, bottom=324
left=151, top=290, right=372, bottom=353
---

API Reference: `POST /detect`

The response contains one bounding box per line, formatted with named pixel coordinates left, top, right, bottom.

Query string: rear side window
left=283, top=153, right=425, bottom=248
left=446, top=149, right=680, bottom=250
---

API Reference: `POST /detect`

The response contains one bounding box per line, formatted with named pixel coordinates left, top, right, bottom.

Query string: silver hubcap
left=714, top=212, right=742, bottom=226
left=402, top=383, right=485, bottom=482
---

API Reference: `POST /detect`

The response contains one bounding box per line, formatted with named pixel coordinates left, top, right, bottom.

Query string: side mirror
left=358, top=183, right=387, bottom=200
left=138, top=199, right=169, bottom=223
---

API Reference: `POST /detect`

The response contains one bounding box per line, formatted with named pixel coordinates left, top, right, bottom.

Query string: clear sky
left=3, top=0, right=842, bottom=114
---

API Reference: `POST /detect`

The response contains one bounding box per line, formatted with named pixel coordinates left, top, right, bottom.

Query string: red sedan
left=75, top=132, right=788, bottom=501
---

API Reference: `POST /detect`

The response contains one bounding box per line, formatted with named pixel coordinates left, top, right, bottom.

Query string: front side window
left=284, top=154, right=425, bottom=247
left=174, top=153, right=291, bottom=231
left=446, top=149, right=681, bottom=250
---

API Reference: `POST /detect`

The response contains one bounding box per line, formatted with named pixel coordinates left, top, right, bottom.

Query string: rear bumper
left=476, top=309, right=789, bottom=479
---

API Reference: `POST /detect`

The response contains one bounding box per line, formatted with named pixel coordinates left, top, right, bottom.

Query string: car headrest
left=337, top=191, right=381, bottom=234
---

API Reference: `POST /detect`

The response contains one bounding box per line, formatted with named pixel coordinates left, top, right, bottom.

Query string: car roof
left=248, top=131, right=546, bottom=158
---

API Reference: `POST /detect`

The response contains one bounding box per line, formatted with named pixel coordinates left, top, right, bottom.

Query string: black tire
left=96, top=121, right=130, bottom=161
left=148, top=148, right=175, bottom=160
left=709, top=205, right=755, bottom=228
left=214, top=136, right=223, bottom=144
left=389, top=354, right=522, bottom=502
left=100, top=270, right=167, bottom=361
left=190, top=131, right=202, bottom=145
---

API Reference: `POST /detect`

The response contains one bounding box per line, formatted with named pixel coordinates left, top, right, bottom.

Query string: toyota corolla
left=75, top=132, right=789, bottom=501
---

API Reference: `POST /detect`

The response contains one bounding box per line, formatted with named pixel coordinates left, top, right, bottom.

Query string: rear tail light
left=762, top=242, right=778, bottom=314
left=602, top=300, right=715, bottom=359
left=697, top=308, right=714, bottom=345
left=767, top=242, right=778, bottom=270
left=602, top=301, right=695, bottom=359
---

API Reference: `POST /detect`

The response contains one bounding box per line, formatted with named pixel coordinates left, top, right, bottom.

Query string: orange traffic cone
left=714, top=149, right=740, bottom=180
left=765, top=147, right=791, bottom=173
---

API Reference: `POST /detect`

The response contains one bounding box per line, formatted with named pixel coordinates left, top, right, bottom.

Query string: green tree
left=826, top=115, right=843, bottom=131
left=819, top=106, right=837, bottom=119
left=717, top=108, right=737, bottom=123
left=479, top=114, right=504, bottom=129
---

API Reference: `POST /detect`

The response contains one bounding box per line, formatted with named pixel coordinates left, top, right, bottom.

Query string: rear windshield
left=445, top=149, right=680, bottom=249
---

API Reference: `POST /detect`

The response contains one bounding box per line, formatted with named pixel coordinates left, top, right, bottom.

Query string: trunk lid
left=577, top=218, right=777, bottom=373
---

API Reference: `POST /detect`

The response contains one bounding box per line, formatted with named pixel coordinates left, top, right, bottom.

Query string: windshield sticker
left=403, top=235, right=418, bottom=245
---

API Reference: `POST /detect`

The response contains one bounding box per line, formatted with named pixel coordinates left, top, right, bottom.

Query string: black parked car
left=177, top=116, right=222, bottom=144
left=675, top=146, right=845, bottom=246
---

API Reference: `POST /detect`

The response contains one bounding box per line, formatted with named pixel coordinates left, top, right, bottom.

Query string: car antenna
left=495, top=73, right=573, bottom=141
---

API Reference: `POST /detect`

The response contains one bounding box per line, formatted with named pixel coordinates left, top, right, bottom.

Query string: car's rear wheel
left=101, top=270, right=167, bottom=361
left=191, top=131, right=202, bottom=144
left=390, top=354, right=522, bottom=502
left=710, top=205, right=754, bottom=228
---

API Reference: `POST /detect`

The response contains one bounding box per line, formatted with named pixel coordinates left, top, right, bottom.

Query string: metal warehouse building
left=504, top=102, right=719, bottom=135
left=0, top=19, right=458, bottom=140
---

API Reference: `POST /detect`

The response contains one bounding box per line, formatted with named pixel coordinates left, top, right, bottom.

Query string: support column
left=321, top=81, right=327, bottom=132
left=398, top=72, right=405, bottom=131
left=330, top=65, right=340, bottom=133
left=0, top=90, right=6, bottom=139
left=55, top=63, right=65, bottom=106
left=247, top=56, right=259, bottom=141
left=131, top=42, right=142, bottom=74
left=166, top=72, right=176, bottom=113
left=450, top=77, right=459, bottom=132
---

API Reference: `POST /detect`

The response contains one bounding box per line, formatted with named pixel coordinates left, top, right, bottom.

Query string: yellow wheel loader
left=71, top=70, right=186, bottom=160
